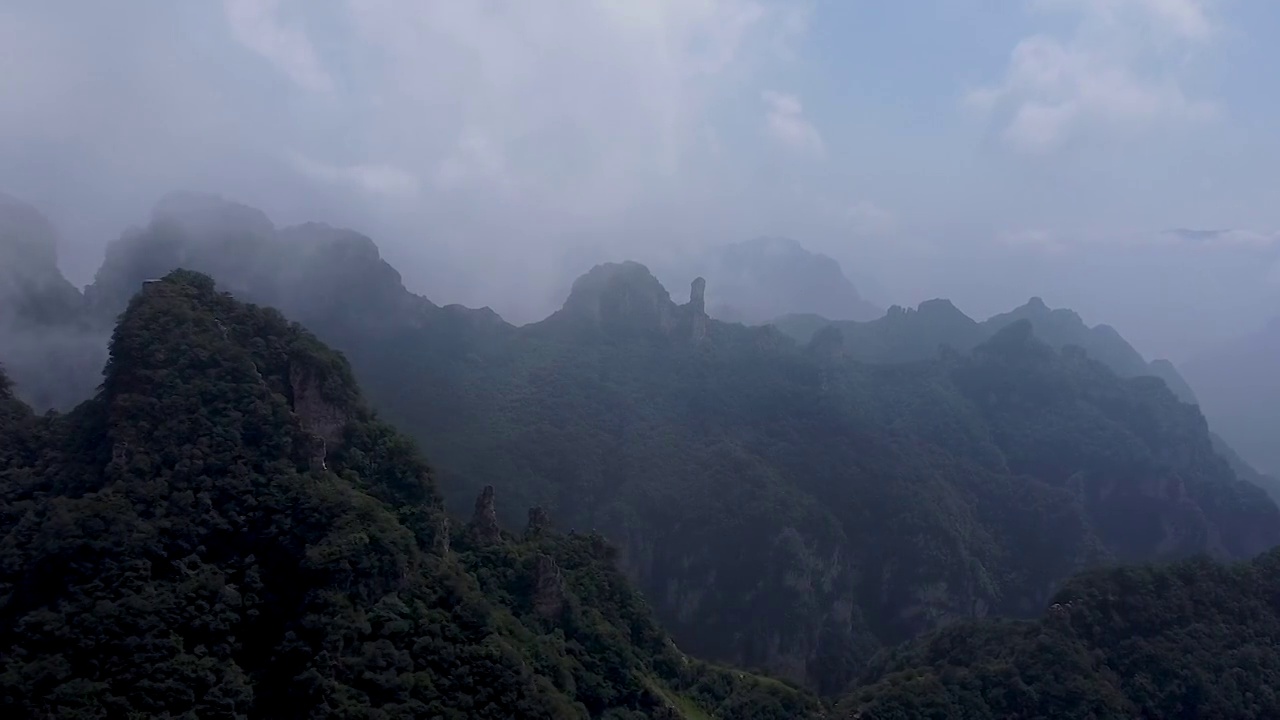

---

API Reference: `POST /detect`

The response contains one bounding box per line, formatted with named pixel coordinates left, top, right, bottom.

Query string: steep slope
left=842, top=548, right=1280, bottom=719
left=0, top=270, right=819, bottom=719
left=29, top=195, right=1280, bottom=694
left=0, top=193, right=105, bottom=411
left=1182, top=317, right=1280, bottom=479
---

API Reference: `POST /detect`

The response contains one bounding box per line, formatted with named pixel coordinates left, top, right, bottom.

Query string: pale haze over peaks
left=1, top=0, right=1278, bottom=359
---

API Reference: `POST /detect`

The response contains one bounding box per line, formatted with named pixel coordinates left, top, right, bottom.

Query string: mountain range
left=3, top=191, right=1280, bottom=714
left=772, top=296, right=1197, bottom=404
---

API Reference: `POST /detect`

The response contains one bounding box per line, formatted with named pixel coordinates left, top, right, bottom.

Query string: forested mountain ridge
left=6, top=193, right=1279, bottom=696
left=0, top=270, right=820, bottom=719
left=842, top=547, right=1280, bottom=719
left=774, top=296, right=1198, bottom=403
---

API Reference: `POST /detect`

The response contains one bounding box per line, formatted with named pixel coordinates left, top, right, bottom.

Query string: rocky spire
left=469, top=485, right=502, bottom=544
left=689, top=277, right=706, bottom=314
left=525, top=506, right=551, bottom=540
left=688, top=277, right=708, bottom=342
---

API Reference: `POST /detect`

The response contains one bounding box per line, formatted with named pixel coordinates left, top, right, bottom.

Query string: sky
left=1, top=0, right=1278, bottom=359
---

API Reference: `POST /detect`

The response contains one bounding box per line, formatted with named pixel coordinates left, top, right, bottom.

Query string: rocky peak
left=686, top=277, right=709, bottom=342
left=525, top=506, right=552, bottom=540
left=689, top=277, right=706, bottom=315
left=915, top=298, right=968, bottom=320
left=556, top=261, right=676, bottom=334
left=469, top=485, right=503, bottom=544
left=151, top=191, right=275, bottom=240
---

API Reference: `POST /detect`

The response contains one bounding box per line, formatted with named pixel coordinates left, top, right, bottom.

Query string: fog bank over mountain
left=2, top=1, right=1279, bottom=358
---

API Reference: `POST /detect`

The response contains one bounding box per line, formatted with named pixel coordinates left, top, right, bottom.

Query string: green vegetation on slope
left=772, top=295, right=1198, bottom=403
left=349, top=263, right=1277, bottom=693
left=17, top=194, right=1280, bottom=696
left=0, top=270, right=819, bottom=719
left=843, top=548, right=1280, bottom=719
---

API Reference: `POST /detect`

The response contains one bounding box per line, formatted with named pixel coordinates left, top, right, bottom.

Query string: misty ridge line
left=4, top=189, right=1201, bottom=338
left=2, top=190, right=1276, bottom=482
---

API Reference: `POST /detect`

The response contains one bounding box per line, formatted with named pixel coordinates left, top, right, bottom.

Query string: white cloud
left=845, top=201, right=894, bottom=234
left=432, top=129, right=512, bottom=193
left=336, top=0, right=808, bottom=218
left=997, top=228, right=1069, bottom=254
left=223, top=0, right=332, bottom=92
left=762, top=90, right=824, bottom=155
left=289, top=153, right=419, bottom=197
left=970, top=0, right=1219, bottom=152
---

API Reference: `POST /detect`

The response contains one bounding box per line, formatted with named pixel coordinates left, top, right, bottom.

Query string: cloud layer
left=969, top=0, right=1219, bottom=152
left=0, top=0, right=1276, bottom=357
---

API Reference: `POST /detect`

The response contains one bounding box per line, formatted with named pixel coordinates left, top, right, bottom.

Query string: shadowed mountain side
left=7, top=193, right=1278, bottom=695
left=0, top=270, right=820, bottom=719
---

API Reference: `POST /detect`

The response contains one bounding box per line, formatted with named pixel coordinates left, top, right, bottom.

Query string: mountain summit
left=545, top=261, right=709, bottom=341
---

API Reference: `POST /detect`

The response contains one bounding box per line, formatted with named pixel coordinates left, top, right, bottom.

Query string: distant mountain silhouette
left=657, top=236, right=882, bottom=325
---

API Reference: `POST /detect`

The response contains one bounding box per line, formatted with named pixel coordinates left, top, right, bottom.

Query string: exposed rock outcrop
left=532, top=554, right=566, bottom=619
left=288, top=364, right=349, bottom=444
left=432, top=512, right=451, bottom=556
left=525, top=506, right=551, bottom=540
left=687, top=277, right=708, bottom=342
left=469, top=485, right=503, bottom=544
left=307, top=434, right=327, bottom=472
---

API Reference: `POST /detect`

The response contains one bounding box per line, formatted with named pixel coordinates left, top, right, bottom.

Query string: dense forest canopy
left=842, top=548, right=1280, bottom=719
left=0, top=271, right=819, bottom=719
